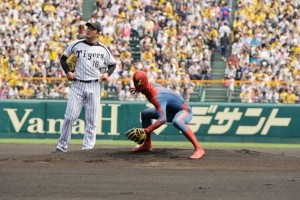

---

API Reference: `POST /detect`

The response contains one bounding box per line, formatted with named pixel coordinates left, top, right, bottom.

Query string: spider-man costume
left=132, top=71, right=205, bottom=159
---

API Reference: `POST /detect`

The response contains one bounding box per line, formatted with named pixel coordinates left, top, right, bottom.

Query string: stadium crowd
left=0, top=0, right=83, bottom=99
left=0, top=0, right=299, bottom=104
left=227, top=0, right=300, bottom=103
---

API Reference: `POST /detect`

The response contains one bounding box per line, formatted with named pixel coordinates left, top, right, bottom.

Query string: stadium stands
left=0, top=0, right=299, bottom=104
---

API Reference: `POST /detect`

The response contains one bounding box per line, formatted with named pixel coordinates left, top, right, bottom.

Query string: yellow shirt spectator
left=206, top=28, right=218, bottom=41
left=286, top=92, right=296, bottom=104
left=49, top=48, right=58, bottom=62
left=44, top=2, right=56, bottom=14
left=280, top=90, right=288, bottom=103
left=202, top=7, right=214, bottom=20
left=141, top=49, right=154, bottom=61
left=239, top=90, right=252, bottom=103
left=159, top=0, right=165, bottom=5
left=120, top=50, right=131, bottom=61
left=290, top=45, right=300, bottom=55
left=118, top=11, right=126, bottom=22
left=233, top=19, right=243, bottom=30
left=254, top=12, right=266, bottom=23
left=210, top=28, right=218, bottom=39
left=28, top=24, right=40, bottom=37
left=177, top=46, right=188, bottom=61
left=99, top=34, right=114, bottom=46
left=167, top=26, right=177, bottom=38
left=268, top=79, right=280, bottom=88
left=9, top=70, right=21, bottom=87
left=164, top=2, right=173, bottom=18
left=0, top=56, right=9, bottom=74
left=271, top=39, right=282, bottom=49
left=20, top=86, right=35, bottom=99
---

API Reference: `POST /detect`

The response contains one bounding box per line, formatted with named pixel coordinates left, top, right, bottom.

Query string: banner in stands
left=0, top=100, right=299, bottom=143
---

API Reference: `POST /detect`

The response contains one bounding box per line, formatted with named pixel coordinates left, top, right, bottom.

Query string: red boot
left=190, top=148, right=205, bottom=159
left=132, top=142, right=152, bottom=152
left=132, top=133, right=152, bottom=152
left=184, top=128, right=205, bottom=159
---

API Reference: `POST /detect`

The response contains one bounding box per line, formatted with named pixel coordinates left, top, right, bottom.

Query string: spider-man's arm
left=144, top=98, right=167, bottom=134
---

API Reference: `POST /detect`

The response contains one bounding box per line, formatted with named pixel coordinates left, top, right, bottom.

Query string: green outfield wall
left=0, top=100, right=299, bottom=143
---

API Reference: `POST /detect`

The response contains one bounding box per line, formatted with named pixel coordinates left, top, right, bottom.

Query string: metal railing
left=2, top=77, right=299, bottom=102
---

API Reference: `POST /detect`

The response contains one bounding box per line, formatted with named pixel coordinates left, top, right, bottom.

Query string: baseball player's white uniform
left=55, top=39, right=116, bottom=152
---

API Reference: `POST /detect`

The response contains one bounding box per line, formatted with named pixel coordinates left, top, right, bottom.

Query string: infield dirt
left=0, top=144, right=299, bottom=200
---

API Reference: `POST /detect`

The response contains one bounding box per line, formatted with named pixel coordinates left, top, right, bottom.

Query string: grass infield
left=0, top=139, right=299, bottom=149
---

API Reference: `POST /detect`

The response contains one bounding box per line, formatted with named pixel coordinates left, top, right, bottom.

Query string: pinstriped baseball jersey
left=64, top=39, right=116, bottom=81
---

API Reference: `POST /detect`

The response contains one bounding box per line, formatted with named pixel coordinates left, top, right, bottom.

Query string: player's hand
left=67, top=72, right=75, bottom=81
left=130, top=87, right=138, bottom=94
left=100, top=73, right=109, bottom=81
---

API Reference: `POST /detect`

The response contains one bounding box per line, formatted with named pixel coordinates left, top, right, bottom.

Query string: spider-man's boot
left=184, top=128, right=205, bottom=159
left=132, top=133, right=152, bottom=152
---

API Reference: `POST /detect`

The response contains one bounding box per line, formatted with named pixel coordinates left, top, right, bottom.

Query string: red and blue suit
left=132, top=71, right=205, bottom=159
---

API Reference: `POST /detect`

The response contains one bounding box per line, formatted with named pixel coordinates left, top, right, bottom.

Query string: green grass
left=0, top=139, right=299, bottom=149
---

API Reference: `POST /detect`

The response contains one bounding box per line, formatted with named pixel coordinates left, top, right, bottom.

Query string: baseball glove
left=125, top=128, right=147, bottom=145
left=66, top=53, right=77, bottom=72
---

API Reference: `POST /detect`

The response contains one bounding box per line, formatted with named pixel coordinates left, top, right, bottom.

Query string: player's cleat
left=51, top=148, right=64, bottom=153
left=190, top=148, right=205, bottom=159
left=132, top=143, right=152, bottom=152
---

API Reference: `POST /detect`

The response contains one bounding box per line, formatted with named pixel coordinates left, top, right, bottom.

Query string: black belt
left=74, top=79, right=99, bottom=83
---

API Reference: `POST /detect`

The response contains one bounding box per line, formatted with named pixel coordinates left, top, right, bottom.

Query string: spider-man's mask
left=133, top=71, right=148, bottom=92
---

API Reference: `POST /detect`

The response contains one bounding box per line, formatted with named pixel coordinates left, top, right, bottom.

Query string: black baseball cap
left=86, top=19, right=102, bottom=32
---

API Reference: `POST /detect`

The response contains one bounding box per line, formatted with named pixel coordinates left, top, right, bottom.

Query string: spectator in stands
left=286, top=89, right=297, bottom=104
left=220, top=3, right=231, bottom=23
left=0, top=85, right=8, bottom=99
left=257, top=90, right=269, bottom=103
left=156, top=29, right=168, bottom=50
left=147, top=66, right=158, bottom=82
left=220, top=32, right=230, bottom=61
left=225, top=62, right=236, bottom=80
left=227, top=74, right=235, bottom=101
left=156, top=69, right=166, bottom=82
left=139, top=34, right=153, bottom=52
left=200, top=63, right=212, bottom=83
left=250, top=34, right=261, bottom=47
left=143, top=14, right=155, bottom=37
left=212, top=1, right=221, bottom=21
left=235, top=64, right=242, bottom=85
left=205, top=26, right=219, bottom=52
left=218, top=21, right=231, bottom=39
left=269, top=88, right=280, bottom=104
left=188, top=59, right=201, bottom=80
left=177, top=44, right=188, bottom=64
left=119, top=86, right=133, bottom=101
left=240, top=32, right=251, bottom=49
left=191, top=46, right=204, bottom=63
left=119, top=47, right=132, bottom=69
left=239, top=89, right=252, bottom=103
left=231, top=35, right=244, bottom=56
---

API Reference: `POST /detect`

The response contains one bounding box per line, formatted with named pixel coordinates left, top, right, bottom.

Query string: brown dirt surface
left=0, top=144, right=300, bottom=200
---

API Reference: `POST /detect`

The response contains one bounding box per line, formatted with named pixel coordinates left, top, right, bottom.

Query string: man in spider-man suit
left=131, top=71, right=205, bottom=159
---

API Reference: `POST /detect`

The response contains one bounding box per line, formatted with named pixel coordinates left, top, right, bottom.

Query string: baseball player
left=129, top=71, right=205, bottom=159
left=52, top=19, right=116, bottom=153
